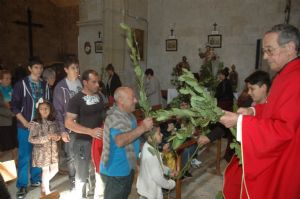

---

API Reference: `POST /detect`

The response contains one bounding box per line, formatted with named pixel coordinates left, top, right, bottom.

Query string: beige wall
left=78, top=0, right=148, bottom=88
left=147, top=0, right=300, bottom=91
left=0, top=0, right=78, bottom=70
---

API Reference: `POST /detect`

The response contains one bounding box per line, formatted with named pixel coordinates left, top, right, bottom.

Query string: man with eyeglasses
left=220, top=24, right=300, bottom=199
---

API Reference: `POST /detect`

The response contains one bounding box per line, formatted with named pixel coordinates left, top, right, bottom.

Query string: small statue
left=175, top=56, right=190, bottom=75
left=199, top=45, right=217, bottom=65
left=171, top=56, right=190, bottom=88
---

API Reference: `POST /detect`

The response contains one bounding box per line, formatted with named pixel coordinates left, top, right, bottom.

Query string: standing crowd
left=1, top=23, right=300, bottom=199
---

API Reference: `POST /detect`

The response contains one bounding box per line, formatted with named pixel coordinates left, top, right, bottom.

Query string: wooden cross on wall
left=213, top=23, right=218, bottom=31
left=14, top=8, right=44, bottom=59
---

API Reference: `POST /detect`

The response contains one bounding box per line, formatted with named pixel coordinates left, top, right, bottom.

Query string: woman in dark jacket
left=214, top=67, right=234, bottom=162
left=105, top=64, right=121, bottom=105
left=215, top=67, right=234, bottom=111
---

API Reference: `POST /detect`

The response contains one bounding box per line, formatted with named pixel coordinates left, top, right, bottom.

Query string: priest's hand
left=237, top=107, right=254, bottom=116
left=219, top=111, right=238, bottom=128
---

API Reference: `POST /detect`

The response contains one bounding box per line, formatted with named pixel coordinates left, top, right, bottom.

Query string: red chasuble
left=223, top=58, right=300, bottom=199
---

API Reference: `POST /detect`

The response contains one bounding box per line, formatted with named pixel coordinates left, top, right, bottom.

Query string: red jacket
left=224, top=58, right=300, bottom=199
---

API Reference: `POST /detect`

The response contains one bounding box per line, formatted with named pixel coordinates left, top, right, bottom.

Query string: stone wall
left=0, top=0, right=78, bottom=71
left=147, top=0, right=300, bottom=91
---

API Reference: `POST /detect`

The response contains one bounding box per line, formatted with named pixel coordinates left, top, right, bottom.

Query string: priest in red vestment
left=220, top=24, right=300, bottom=199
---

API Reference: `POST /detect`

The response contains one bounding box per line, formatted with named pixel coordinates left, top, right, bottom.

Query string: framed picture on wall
left=94, top=41, right=103, bottom=53
left=208, top=34, right=222, bottom=48
left=166, top=39, right=177, bottom=51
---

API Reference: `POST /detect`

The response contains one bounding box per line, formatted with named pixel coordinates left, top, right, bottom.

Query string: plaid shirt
left=29, top=77, right=43, bottom=117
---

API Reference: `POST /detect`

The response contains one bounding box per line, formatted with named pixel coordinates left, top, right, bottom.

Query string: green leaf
left=215, top=191, right=224, bottom=199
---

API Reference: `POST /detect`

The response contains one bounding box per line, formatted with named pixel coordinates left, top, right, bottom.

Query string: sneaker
left=31, top=181, right=41, bottom=187
left=16, top=187, right=27, bottom=199
left=192, top=158, right=202, bottom=166
left=70, top=179, right=76, bottom=190
left=191, top=158, right=202, bottom=168
left=184, top=171, right=192, bottom=177
left=191, top=162, right=199, bottom=168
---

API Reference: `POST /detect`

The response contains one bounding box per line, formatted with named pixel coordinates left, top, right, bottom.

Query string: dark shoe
left=70, top=178, right=75, bottom=190
left=16, top=187, right=27, bottom=199
left=184, top=171, right=192, bottom=177
left=31, top=181, right=41, bottom=187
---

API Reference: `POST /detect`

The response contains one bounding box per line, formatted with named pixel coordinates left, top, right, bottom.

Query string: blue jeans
left=16, top=128, right=41, bottom=188
left=101, top=170, right=134, bottom=199
left=181, top=144, right=197, bottom=168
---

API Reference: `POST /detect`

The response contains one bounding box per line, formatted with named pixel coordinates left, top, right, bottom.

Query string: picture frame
left=94, top=41, right=103, bottom=53
left=208, top=34, right=222, bottom=48
left=166, top=39, right=177, bottom=51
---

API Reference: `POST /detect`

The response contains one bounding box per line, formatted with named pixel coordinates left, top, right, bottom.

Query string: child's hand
left=48, top=134, right=60, bottom=141
left=53, top=135, right=61, bottom=141
left=27, top=121, right=36, bottom=129
left=170, top=169, right=178, bottom=178
left=61, top=132, right=70, bottom=142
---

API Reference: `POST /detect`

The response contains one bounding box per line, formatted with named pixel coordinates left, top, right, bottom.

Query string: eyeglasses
left=262, top=46, right=281, bottom=56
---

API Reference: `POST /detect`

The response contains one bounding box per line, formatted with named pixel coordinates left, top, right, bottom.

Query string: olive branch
left=120, top=23, right=242, bottom=180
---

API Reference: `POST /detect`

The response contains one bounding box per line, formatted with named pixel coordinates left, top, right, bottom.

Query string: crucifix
left=213, top=23, right=218, bottom=31
left=284, top=0, right=291, bottom=24
left=14, top=8, right=44, bottom=59
left=170, top=28, right=174, bottom=36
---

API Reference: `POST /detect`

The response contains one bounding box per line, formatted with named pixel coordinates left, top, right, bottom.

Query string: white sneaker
left=191, top=158, right=202, bottom=167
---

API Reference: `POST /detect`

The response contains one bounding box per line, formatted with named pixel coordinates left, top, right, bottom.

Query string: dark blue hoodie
left=11, top=76, right=49, bottom=128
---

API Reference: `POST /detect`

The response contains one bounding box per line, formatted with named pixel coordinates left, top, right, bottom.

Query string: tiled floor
left=3, top=139, right=228, bottom=199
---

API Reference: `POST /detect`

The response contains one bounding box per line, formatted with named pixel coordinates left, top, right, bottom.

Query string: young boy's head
left=0, top=70, right=12, bottom=87
left=64, top=56, right=79, bottom=79
left=244, top=70, right=271, bottom=104
left=145, top=68, right=154, bottom=79
left=144, top=126, right=163, bottom=144
left=28, top=57, right=44, bottom=78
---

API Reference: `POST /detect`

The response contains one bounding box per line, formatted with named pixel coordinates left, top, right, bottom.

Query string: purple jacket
left=53, top=78, right=82, bottom=133
left=11, top=76, right=50, bottom=128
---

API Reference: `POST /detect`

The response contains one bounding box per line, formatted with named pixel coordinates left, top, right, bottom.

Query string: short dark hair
left=81, top=69, right=98, bottom=81
left=218, top=67, right=229, bottom=77
left=106, top=64, right=115, bottom=72
left=145, top=68, right=154, bottom=76
left=0, top=69, right=11, bottom=79
left=28, top=57, right=43, bottom=68
left=64, top=55, right=79, bottom=69
left=245, top=70, right=271, bottom=91
left=266, top=24, right=300, bottom=52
